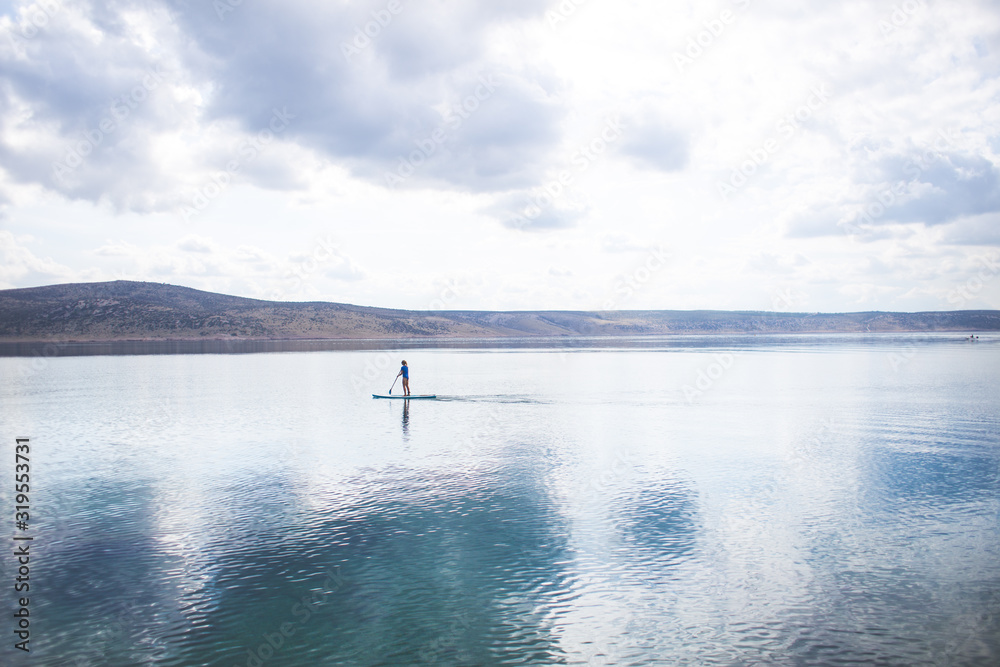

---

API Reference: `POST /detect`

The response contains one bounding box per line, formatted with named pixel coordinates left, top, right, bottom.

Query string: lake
left=1, top=334, right=998, bottom=665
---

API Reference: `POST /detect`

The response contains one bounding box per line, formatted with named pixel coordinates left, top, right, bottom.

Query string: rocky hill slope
left=1, top=281, right=997, bottom=341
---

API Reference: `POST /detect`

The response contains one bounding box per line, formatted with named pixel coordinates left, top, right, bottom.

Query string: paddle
left=388, top=374, right=399, bottom=396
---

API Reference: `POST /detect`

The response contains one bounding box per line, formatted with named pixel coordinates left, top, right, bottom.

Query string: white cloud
left=0, top=230, right=74, bottom=287
left=177, top=235, right=214, bottom=253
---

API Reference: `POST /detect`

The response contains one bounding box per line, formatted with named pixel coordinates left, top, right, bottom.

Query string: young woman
left=396, top=360, right=410, bottom=396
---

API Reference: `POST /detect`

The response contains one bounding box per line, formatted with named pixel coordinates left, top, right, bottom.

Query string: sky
left=1, top=0, right=999, bottom=313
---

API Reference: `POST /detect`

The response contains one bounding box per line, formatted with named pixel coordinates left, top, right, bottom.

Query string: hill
left=0, top=281, right=998, bottom=342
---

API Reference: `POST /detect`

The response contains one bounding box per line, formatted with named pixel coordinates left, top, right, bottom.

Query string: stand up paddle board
left=372, top=394, right=436, bottom=399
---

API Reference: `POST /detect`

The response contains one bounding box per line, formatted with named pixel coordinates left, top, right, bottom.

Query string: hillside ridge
left=1, top=281, right=998, bottom=341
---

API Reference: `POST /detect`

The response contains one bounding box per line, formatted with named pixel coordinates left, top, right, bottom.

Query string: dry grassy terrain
left=1, top=281, right=998, bottom=342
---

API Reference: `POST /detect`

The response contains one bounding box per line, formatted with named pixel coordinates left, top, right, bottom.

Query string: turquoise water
left=1, top=334, right=998, bottom=665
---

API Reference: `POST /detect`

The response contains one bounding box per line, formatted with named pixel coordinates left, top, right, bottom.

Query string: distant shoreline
left=0, top=331, right=991, bottom=359
left=0, top=329, right=992, bottom=344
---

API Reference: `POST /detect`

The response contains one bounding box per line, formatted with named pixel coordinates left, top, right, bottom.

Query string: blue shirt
left=401, top=365, right=409, bottom=378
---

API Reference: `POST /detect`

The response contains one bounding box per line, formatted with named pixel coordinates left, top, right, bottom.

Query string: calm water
left=1, top=334, right=998, bottom=666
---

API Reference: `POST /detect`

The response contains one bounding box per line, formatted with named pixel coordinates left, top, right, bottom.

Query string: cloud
left=356, top=0, right=547, bottom=79
left=617, top=114, right=688, bottom=172
left=373, top=71, right=565, bottom=192
left=883, top=153, right=1000, bottom=225
left=233, top=245, right=272, bottom=263
left=286, top=242, right=366, bottom=284
left=165, top=0, right=565, bottom=190
left=94, top=241, right=139, bottom=257
left=0, top=0, right=569, bottom=213
left=745, top=252, right=810, bottom=275
left=941, top=213, right=1000, bottom=246
left=0, top=231, right=74, bottom=287
left=785, top=207, right=846, bottom=239
left=177, top=235, right=214, bottom=253
left=484, top=190, right=587, bottom=231
left=786, top=147, right=1000, bottom=240
left=83, top=234, right=369, bottom=296
left=503, top=206, right=584, bottom=231
left=837, top=282, right=900, bottom=305
left=600, top=234, right=651, bottom=253
left=0, top=1, right=194, bottom=211
left=324, top=261, right=366, bottom=283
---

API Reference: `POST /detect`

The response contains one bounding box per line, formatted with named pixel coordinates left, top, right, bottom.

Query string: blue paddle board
left=372, top=394, right=436, bottom=399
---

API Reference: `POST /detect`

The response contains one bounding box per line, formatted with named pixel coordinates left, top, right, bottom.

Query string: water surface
left=1, top=334, right=998, bottom=665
